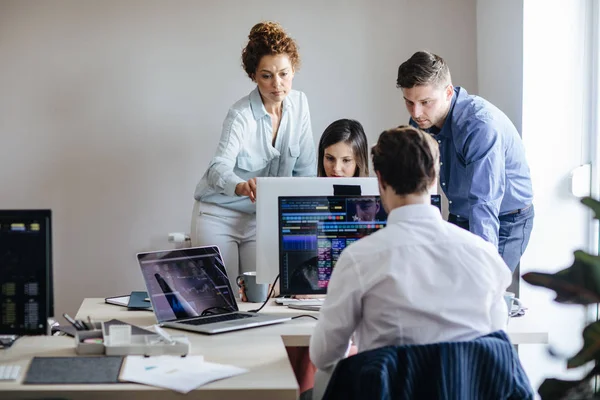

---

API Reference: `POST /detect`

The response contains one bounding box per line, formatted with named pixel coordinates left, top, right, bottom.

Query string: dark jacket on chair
left=322, top=330, right=533, bottom=400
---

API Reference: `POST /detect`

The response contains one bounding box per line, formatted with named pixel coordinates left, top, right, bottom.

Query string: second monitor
left=0, top=209, right=53, bottom=336
left=278, top=195, right=387, bottom=295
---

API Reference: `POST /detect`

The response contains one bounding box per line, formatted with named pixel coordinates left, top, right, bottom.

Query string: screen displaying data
left=0, top=210, right=52, bottom=335
left=138, top=246, right=237, bottom=323
left=278, top=196, right=387, bottom=295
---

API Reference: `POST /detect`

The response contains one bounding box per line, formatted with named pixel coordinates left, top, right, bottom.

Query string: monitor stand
left=333, top=184, right=362, bottom=196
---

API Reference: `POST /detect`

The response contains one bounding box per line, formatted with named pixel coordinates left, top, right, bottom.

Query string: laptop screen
left=137, top=246, right=238, bottom=323
left=278, top=195, right=388, bottom=295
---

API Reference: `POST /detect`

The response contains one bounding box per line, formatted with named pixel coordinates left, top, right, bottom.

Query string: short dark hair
left=396, top=51, right=451, bottom=89
left=371, top=125, right=439, bottom=195
left=241, top=21, right=300, bottom=80
left=318, top=119, right=369, bottom=177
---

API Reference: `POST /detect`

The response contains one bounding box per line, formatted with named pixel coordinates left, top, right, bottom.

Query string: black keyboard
left=179, top=313, right=255, bottom=326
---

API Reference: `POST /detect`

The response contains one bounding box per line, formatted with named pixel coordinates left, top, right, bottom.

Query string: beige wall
left=0, top=0, right=478, bottom=316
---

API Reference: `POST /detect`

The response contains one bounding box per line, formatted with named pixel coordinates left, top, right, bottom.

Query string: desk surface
left=76, top=298, right=549, bottom=346
left=0, top=298, right=549, bottom=399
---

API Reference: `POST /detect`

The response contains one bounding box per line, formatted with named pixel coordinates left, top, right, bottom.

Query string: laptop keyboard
left=275, top=298, right=325, bottom=306
left=180, top=313, right=256, bottom=326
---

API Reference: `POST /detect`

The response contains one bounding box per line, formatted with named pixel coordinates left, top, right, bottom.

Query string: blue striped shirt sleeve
left=463, top=120, right=504, bottom=247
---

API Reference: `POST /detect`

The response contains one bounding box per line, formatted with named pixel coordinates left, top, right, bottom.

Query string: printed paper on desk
left=105, top=295, right=130, bottom=307
left=120, top=355, right=247, bottom=393
left=120, top=355, right=204, bottom=378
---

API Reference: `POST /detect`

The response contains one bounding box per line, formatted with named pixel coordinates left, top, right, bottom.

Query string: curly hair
left=371, top=125, right=439, bottom=195
left=241, top=21, right=300, bottom=79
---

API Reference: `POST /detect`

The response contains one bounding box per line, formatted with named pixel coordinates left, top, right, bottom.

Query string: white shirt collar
left=386, top=204, right=444, bottom=225
left=250, top=86, right=292, bottom=120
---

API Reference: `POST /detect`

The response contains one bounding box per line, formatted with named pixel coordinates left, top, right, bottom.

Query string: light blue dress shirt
left=195, top=87, right=317, bottom=214
left=411, top=87, right=533, bottom=247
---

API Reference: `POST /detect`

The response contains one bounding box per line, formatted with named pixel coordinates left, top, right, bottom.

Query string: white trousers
left=190, top=201, right=256, bottom=291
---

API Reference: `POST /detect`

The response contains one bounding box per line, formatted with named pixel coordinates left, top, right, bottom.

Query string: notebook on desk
left=128, top=291, right=152, bottom=310
left=136, top=245, right=290, bottom=334
left=105, top=291, right=152, bottom=311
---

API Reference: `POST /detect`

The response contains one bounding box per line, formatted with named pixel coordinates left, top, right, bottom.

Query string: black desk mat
left=23, top=356, right=124, bottom=384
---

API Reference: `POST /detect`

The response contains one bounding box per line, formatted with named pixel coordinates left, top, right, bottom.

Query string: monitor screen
left=137, top=246, right=238, bottom=323
left=431, top=194, right=441, bottom=212
left=256, top=177, right=382, bottom=284
left=0, top=210, right=53, bottom=335
left=278, top=196, right=387, bottom=295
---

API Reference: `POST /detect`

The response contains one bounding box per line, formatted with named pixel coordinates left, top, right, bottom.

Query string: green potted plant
left=522, top=197, right=600, bottom=399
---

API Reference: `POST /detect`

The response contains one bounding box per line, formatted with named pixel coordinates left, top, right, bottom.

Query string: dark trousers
left=448, top=205, right=534, bottom=273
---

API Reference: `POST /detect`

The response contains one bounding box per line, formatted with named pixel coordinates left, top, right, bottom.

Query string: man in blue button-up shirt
left=396, top=51, right=534, bottom=272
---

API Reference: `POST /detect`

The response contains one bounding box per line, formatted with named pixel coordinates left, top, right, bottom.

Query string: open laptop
left=136, top=245, right=290, bottom=334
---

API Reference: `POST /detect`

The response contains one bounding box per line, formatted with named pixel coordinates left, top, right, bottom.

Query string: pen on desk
left=153, top=324, right=175, bottom=344
left=87, top=316, right=96, bottom=330
left=63, top=313, right=84, bottom=331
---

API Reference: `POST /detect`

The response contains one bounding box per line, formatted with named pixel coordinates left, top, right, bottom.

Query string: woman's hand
left=235, top=178, right=257, bottom=202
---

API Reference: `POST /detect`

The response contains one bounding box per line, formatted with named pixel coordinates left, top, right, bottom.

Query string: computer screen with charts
left=0, top=210, right=53, bottom=335
left=278, top=196, right=387, bottom=295
left=256, top=177, right=382, bottom=285
left=137, top=246, right=238, bottom=323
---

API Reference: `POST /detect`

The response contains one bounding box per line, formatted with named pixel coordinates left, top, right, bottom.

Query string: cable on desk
left=291, top=315, right=318, bottom=320
left=201, top=306, right=235, bottom=316
left=249, top=274, right=279, bottom=313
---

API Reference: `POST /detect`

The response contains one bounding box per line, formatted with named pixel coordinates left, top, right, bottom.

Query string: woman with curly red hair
left=191, top=22, right=316, bottom=290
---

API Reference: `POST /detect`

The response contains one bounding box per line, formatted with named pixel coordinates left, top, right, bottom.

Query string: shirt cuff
left=224, top=177, right=245, bottom=197
left=343, top=340, right=352, bottom=358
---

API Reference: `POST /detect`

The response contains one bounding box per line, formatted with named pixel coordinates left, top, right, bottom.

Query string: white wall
left=522, top=0, right=593, bottom=389
left=477, top=0, right=593, bottom=392
left=476, top=0, right=523, bottom=132
left=0, top=0, right=477, bottom=316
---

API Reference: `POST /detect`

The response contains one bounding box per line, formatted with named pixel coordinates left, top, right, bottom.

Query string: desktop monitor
left=278, top=195, right=387, bottom=295
left=255, top=177, right=381, bottom=284
left=255, top=177, right=440, bottom=284
left=0, top=210, right=53, bottom=335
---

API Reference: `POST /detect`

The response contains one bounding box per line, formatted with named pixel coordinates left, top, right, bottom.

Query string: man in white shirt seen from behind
left=309, top=125, right=511, bottom=398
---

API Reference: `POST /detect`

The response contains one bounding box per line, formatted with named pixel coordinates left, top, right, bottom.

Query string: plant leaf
left=581, top=197, right=600, bottom=220
left=522, top=251, right=600, bottom=304
left=567, top=320, right=600, bottom=368
left=538, top=364, right=600, bottom=400
left=538, top=378, right=595, bottom=400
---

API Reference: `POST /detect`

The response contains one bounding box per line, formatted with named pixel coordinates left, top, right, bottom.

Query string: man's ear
left=375, top=171, right=385, bottom=188
left=445, top=84, right=454, bottom=101
left=376, top=170, right=387, bottom=193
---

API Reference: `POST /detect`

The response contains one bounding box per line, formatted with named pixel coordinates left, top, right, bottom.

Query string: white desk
left=0, top=298, right=548, bottom=399
left=83, top=298, right=548, bottom=345
left=235, top=300, right=549, bottom=346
